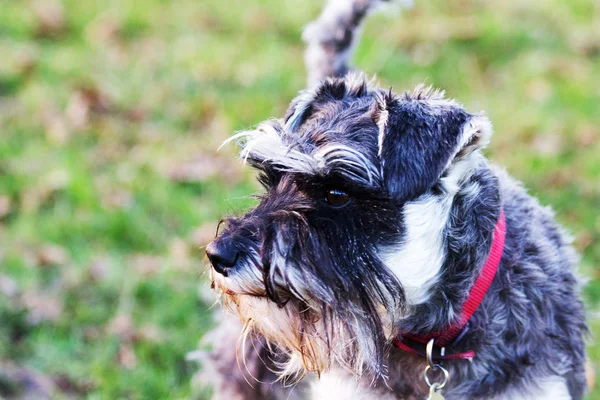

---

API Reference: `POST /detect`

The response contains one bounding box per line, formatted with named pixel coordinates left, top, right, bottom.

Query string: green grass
left=0, top=0, right=598, bottom=398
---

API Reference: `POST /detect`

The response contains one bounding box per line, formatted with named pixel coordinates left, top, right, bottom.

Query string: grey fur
left=304, top=0, right=389, bottom=86
left=196, top=313, right=308, bottom=400
left=200, top=0, right=588, bottom=399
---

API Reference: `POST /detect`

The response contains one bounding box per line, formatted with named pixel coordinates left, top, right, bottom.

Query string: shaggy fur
left=200, top=1, right=588, bottom=399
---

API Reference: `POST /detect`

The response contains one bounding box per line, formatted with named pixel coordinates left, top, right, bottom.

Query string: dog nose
left=206, top=240, right=239, bottom=277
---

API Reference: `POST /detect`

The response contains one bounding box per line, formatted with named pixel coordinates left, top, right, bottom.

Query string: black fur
left=378, top=93, right=471, bottom=201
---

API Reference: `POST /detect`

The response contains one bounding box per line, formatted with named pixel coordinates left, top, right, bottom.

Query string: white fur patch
left=310, top=370, right=397, bottom=400
left=379, top=193, right=453, bottom=306
left=378, top=135, right=487, bottom=307
left=376, top=103, right=389, bottom=157
left=376, top=112, right=491, bottom=305
left=491, top=376, right=571, bottom=400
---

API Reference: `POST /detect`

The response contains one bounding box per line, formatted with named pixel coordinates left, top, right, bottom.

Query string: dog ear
left=373, top=87, right=492, bottom=201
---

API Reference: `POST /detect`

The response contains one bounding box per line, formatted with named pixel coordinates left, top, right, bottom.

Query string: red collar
left=392, top=209, right=506, bottom=361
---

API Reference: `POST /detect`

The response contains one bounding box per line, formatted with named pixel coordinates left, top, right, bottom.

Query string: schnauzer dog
left=200, top=0, right=588, bottom=399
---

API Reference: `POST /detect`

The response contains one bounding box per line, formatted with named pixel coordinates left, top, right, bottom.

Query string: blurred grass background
left=0, top=0, right=598, bottom=398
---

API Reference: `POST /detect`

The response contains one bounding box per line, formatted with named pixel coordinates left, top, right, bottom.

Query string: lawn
left=0, top=0, right=598, bottom=398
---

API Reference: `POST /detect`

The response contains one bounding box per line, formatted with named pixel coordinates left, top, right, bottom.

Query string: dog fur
left=200, top=1, right=588, bottom=399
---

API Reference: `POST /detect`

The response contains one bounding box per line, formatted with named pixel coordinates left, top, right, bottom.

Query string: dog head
left=207, top=74, right=493, bottom=379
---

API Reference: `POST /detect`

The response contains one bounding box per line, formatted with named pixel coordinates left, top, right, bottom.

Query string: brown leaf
left=14, top=46, right=40, bottom=77
left=65, top=86, right=111, bottom=129
left=37, top=244, right=69, bottom=266
left=530, top=132, right=564, bottom=156
left=101, top=189, right=133, bottom=210
left=53, top=374, right=95, bottom=395
left=21, top=291, right=63, bottom=324
left=108, top=314, right=135, bottom=342
left=125, top=107, right=146, bottom=122
left=32, top=0, right=66, bottom=38
left=575, top=125, right=598, bottom=148
left=569, top=26, right=600, bottom=57
left=526, top=79, right=552, bottom=102
left=117, top=344, right=137, bottom=369
left=21, top=169, right=70, bottom=213
left=574, top=230, right=594, bottom=253
left=65, top=92, right=90, bottom=129
left=168, top=237, right=192, bottom=270
left=0, top=195, right=11, bottom=218
left=136, top=324, right=164, bottom=343
left=84, top=16, right=121, bottom=45
left=87, top=257, right=111, bottom=282
left=0, top=274, right=19, bottom=297
left=167, top=154, right=241, bottom=184
left=78, top=86, right=111, bottom=113
left=540, top=170, right=571, bottom=187
left=83, top=326, right=101, bottom=341
left=130, top=254, right=163, bottom=277
left=43, top=112, right=70, bottom=145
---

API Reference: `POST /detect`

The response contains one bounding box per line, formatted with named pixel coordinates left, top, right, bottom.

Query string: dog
left=200, top=0, right=588, bottom=399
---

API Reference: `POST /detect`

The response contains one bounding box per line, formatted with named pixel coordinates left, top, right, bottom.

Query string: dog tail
left=303, top=0, right=410, bottom=87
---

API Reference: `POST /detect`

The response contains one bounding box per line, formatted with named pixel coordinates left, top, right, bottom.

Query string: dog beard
left=212, top=275, right=399, bottom=382
left=209, top=211, right=405, bottom=381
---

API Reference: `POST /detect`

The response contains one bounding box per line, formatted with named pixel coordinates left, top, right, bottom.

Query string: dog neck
left=393, top=208, right=506, bottom=361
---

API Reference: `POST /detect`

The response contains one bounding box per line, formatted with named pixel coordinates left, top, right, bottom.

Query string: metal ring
left=426, top=338, right=436, bottom=369
left=424, top=364, right=449, bottom=389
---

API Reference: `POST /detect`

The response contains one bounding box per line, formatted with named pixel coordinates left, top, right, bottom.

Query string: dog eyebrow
left=313, top=144, right=381, bottom=187
left=226, top=122, right=382, bottom=189
left=252, top=142, right=380, bottom=189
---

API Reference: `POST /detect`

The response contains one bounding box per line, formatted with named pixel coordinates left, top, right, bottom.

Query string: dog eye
left=325, top=188, right=350, bottom=207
